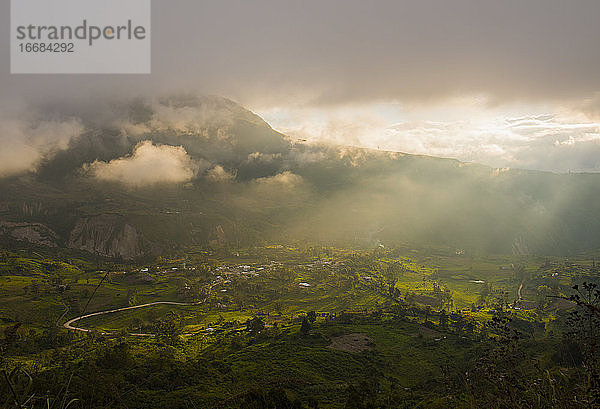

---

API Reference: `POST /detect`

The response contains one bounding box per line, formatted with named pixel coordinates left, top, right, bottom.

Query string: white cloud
left=0, top=116, right=83, bottom=177
left=253, top=171, right=303, bottom=187
left=380, top=114, right=600, bottom=171
left=86, top=140, right=198, bottom=187
left=205, top=165, right=236, bottom=181
left=247, top=152, right=281, bottom=162
left=118, top=96, right=249, bottom=139
left=260, top=99, right=600, bottom=172
left=580, top=93, right=600, bottom=121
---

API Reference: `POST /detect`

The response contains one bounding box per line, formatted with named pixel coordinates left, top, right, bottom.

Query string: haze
left=2, top=0, right=600, bottom=171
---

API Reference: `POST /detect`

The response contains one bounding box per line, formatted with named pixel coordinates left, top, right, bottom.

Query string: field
left=1, top=244, right=598, bottom=408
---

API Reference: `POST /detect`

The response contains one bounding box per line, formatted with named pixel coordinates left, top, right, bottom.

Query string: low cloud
left=253, top=171, right=303, bottom=187
left=264, top=102, right=600, bottom=173
left=383, top=114, right=600, bottom=172
left=0, top=116, right=83, bottom=177
left=247, top=152, right=281, bottom=162
left=580, top=94, right=600, bottom=121
left=119, top=96, right=252, bottom=139
left=86, top=140, right=198, bottom=187
left=205, top=165, right=236, bottom=182
left=238, top=171, right=310, bottom=211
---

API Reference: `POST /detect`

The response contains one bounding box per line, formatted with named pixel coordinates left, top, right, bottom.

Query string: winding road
left=63, top=301, right=202, bottom=336
left=518, top=282, right=523, bottom=301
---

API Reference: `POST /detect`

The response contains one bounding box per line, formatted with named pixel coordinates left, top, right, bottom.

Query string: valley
left=0, top=97, right=599, bottom=408
left=1, top=243, right=597, bottom=408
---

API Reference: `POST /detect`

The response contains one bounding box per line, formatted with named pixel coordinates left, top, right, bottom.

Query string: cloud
left=385, top=114, right=600, bottom=172
left=263, top=99, right=600, bottom=172
left=1, top=1, right=599, bottom=109
left=86, top=140, right=198, bottom=187
left=136, top=97, right=236, bottom=135
left=288, top=147, right=328, bottom=164
left=253, top=171, right=303, bottom=187
left=243, top=171, right=310, bottom=208
left=113, top=96, right=269, bottom=154
left=0, top=116, right=83, bottom=177
left=205, top=165, right=236, bottom=182
left=580, top=94, right=600, bottom=121
left=246, top=152, right=281, bottom=162
left=1, top=1, right=599, bottom=177
left=262, top=105, right=388, bottom=147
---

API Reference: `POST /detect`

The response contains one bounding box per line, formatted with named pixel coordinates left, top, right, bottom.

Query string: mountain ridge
left=1, top=95, right=600, bottom=258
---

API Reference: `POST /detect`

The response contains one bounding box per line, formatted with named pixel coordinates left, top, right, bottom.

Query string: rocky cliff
left=68, top=214, right=150, bottom=259
left=0, top=221, right=60, bottom=247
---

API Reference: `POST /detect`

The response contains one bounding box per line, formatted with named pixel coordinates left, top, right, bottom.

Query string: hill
left=1, top=95, right=600, bottom=258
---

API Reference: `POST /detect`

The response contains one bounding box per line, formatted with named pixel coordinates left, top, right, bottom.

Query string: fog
left=0, top=93, right=590, bottom=255
left=2, top=0, right=600, bottom=107
left=2, top=0, right=600, bottom=171
left=0, top=97, right=593, bottom=227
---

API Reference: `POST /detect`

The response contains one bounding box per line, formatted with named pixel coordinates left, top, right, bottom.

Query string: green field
left=0, top=245, right=598, bottom=408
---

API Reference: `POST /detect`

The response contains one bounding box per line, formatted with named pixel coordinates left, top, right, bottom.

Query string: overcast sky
left=2, top=0, right=600, bottom=172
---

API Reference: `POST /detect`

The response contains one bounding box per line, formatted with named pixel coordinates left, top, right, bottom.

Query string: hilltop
left=1, top=95, right=600, bottom=258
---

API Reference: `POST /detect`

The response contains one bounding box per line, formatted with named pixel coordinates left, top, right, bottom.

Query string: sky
left=2, top=0, right=600, bottom=172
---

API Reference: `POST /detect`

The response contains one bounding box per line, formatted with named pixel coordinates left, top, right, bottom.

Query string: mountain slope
left=1, top=95, right=600, bottom=258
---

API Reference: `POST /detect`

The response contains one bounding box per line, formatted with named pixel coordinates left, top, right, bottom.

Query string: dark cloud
left=1, top=0, right=600, bottom=107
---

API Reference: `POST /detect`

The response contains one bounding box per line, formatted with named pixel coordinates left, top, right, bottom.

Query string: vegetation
left=1, top=244, right=599, bottom=408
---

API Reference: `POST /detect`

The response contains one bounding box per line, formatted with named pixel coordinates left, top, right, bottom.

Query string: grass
left=0, top=245, right=590, bottom=335
left=1, top=245, right=596, bottom=408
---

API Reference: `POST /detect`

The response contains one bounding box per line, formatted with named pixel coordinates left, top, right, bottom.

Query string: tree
left=423, top=306, right=432, bottom=324
left=433, top=282, right=453, bottom=311
left=536, top=285, right=552, bottom=309
left=300, top=316, right=311, bottom=334
left=307, top=311, right=317, bottom=324
left=439, top=310, right=448, bottom=329
left=478, top=283, right=491, bottom=305
left=246, top=317, right=265, bottom=335
left=381, top=261, right=402, bottom=299
left=466, top=313, right=528, bottom=408
left=450, top=312, right=466, bottom=335
left=127, top=287, right=137, bottom=306
left=128, top=317, right=143, bottom=332
left=153, top=311, right=183, bottom=345
left=562, top=282, right=600, bottom=404
left=344, top=384, right=365, bottom=409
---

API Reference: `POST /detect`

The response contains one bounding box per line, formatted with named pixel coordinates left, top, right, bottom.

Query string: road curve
left=518, top=282, right=523, bottom=301
left=63, top=301, right=201, bottom=334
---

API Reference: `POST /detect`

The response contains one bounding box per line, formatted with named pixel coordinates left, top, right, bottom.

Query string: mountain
left=1, top=95, right=600, bottom=259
